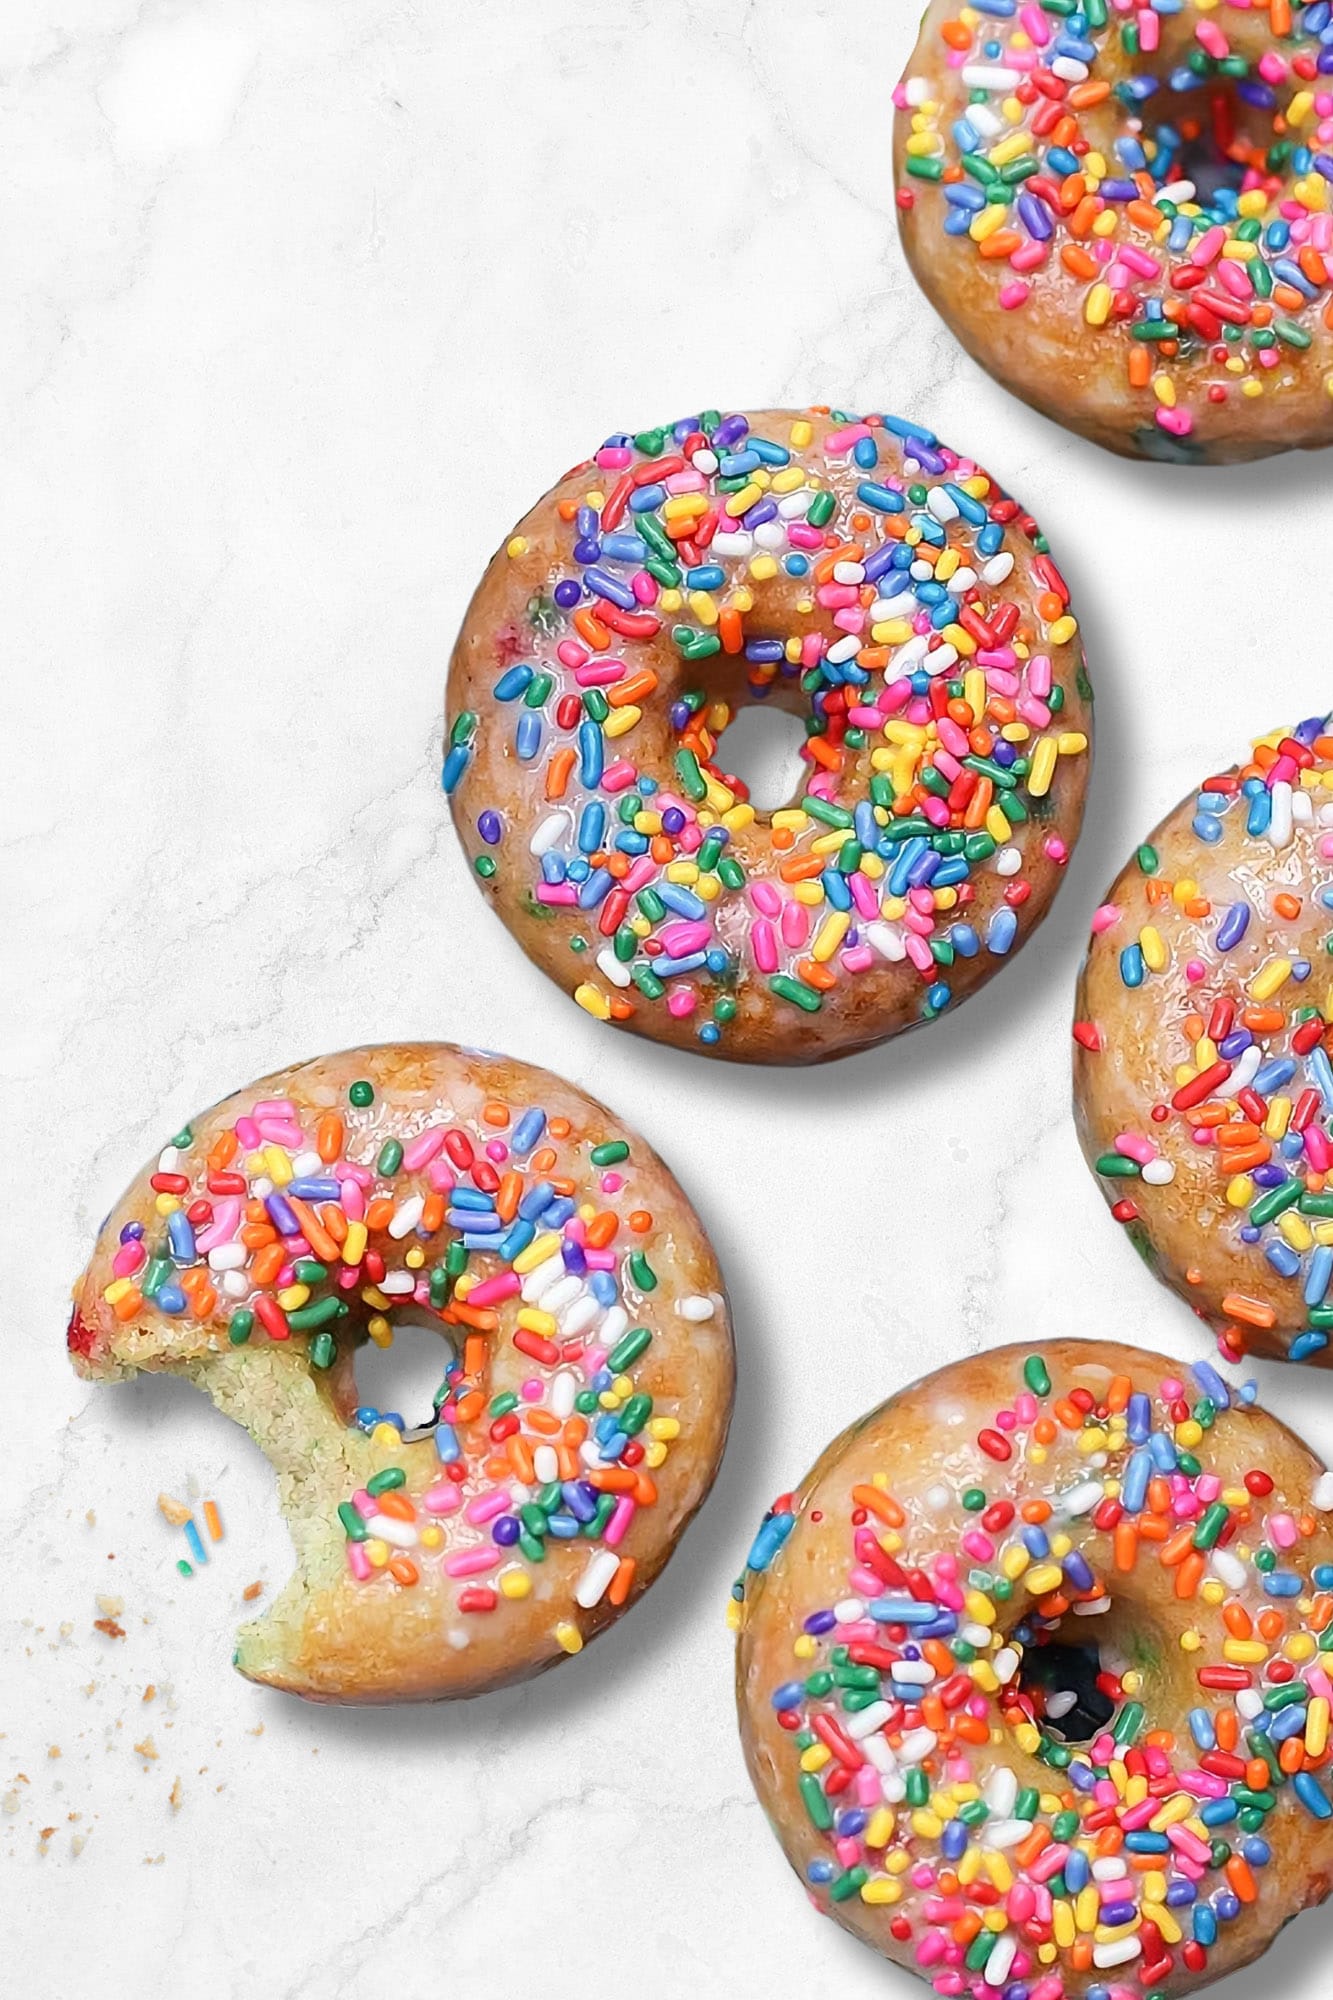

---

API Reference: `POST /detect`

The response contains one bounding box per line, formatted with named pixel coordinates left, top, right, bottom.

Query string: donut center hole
left=711, top=704, right=810, bottom=813
left=353, top=1316, right=455, bottom=1436
left=1130, top=86, right=1275, bottom=207
left=1013, top=1635, right=1118, bottom=1745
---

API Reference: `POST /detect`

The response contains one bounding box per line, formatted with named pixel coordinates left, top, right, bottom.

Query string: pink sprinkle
left=444, top=1547, right=500, bottom=1578
left=1115, top=1132, right=1157, bottom=1166
left=752, top=919, right=779, bottom=974
left=998, top=279, right=1031, bottom=310
left=402, top=1127, right=446, bottom=1172
left=466, top=1271, right=520, bottom=1308
left=347, top=1542, right=371, bottom=1581
left=666, top=987, right=696, bottom=1019
left=1090, top=903, right=1121, bottom=934
left=422, top=1481, right=462, bottom=1516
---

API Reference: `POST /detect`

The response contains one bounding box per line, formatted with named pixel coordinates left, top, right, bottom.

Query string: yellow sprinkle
left=1139, top=925, right=1168, bottom=974
left=1048, top=613, right=1078, bottom=646
left=790, top=419, right=813, bottom=448
left=860, top=1878, right=901, bottom=1905
left=1028, top=736, right=1058, bottom=799
left=1085, top=282, right=1113, bottom=327
left=554, top=1622, right=583, bottom=1654
left=499, top=1569, right=532, bottom=1601
left=1250, top=957, right=1293, bottom=1002
left=573, top=982, right=611, bottom=1021
left=513, top=1231, right=561, bottom=1275
left=506, top=536, right=528, bottom=559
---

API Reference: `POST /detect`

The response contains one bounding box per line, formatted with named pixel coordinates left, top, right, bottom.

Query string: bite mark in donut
left=445, top=408, right=1092, bottom=1064
left=895, top=2, right=1333, bottom=463
left=70, top=1044, right=733, bottom=1701
left=1074, top=718, right=1333, bottom=1366
left=734, top=1339, right=1333, bottom=1994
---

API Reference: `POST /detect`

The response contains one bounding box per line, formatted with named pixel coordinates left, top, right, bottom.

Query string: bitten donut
left=444, top=408, right=1092, bottom=1063
left=1074, top=719, right=1333, bottom=1368
left=69, top=1044, right=733, bottom=1702
left=734, top=1339, right=1333, bottom=1996
left=895, top=2, right=1333, bottom=463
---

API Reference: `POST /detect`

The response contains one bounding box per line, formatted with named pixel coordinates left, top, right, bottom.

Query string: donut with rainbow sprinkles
left=895, top=1, right=1333, bottom=462
left=734, top=1340, right=1333, bottom=1996
left=444, top=407, right=1092, bottom=1064
left=1074, top=718, right=1333, bottom=1367
left=69, top=1043, right=733, bottom=1701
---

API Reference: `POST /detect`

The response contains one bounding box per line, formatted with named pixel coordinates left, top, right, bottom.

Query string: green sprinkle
left=769, top=973, right=822, bottom=1013
left=628, top=1250, right=657, bottom=1293
left=228, top=1309, right=254, bottom=1346
left=338, top=1501, right=368, bottom=1541
left=366, top=1467, right=406, bottom=1496
left=608, top=1325, right=652, bottom=1372
left=349, top=1080, right=374, bottom=1108
left=1023, top=1355, right=1051, bottom=1397
left=590, top=1139, right=630, bottom=1167
left=376, top=1138, right=403, bottom=1176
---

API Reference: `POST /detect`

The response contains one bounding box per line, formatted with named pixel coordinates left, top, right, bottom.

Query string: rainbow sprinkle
left=896, top=2, right=1333, bottom=457
left=1076, top=719, right=1333, bottom=1365
left=446, top=410, right=1090, bottom=1055
left=735, top=1348, right=1333, bottom=1994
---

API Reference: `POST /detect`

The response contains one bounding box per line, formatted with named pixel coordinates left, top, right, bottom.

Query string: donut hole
left=353, top=1316, right=455, bottom=1436
left=710, top=702, right=810, bottom=815
left=1131, top=86, right=1271, bottom=208
left=1013, top=1633, right=1117, bottom=1744
left=1008, top=1597, right=1162, bottom=1746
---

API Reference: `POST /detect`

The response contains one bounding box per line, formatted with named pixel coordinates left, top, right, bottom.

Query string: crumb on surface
left=133, top=1736, right=158, bottom=1763
left=157, top=1493, right=191, bottom=1527
left=241, top=1581, right=263, bottom=1602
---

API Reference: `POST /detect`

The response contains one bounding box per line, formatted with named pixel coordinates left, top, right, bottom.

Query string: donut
left=733, top=1338, right=1333, bottom=1995
left=444, top=407, right=1093, bottom=1064
left=894, top=2, right=1333, bottom=464
left=1073, top=717, right=1333, bottom=1368
left=68, top=1043, right=734, bottom=1702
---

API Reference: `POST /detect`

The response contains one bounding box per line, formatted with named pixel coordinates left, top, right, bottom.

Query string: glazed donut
left=444, top=407, right=1093, bottom=1064
left=894, top=1, right=1333, bottom=463
left=734, top=1338, right=1333, bottom=1995
left=69, top=1043, right=733, bottom=1702
left=1073, top=718, right=1333, bottom=1369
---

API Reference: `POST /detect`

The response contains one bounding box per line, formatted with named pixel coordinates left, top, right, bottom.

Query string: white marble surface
left=6, top=2, right=1333, bottom=1994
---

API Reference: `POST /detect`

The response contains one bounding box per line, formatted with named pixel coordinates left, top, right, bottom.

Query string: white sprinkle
left=365, top=1514, right=417, bottom=1549
left=896, top=1727, right=937, bottom=1766
left=866, top=922, right=907, bottom=963
left=861, top=1733, right=899, bottom=1774
left=924, top=1483, right=952, bottom=1512
left=960, top=1623, right=992, bottom=1650
left=596, top=947, right=632, bottom=989
left=992, top=1647, right=1021, bottom=1685
left=946, top=566, right=977, bottom=597
left=690, top=448, right=719, bottom=475
left=1237, top=1689, right=1264, bottom=1721
left=529, top=812, right=567, bottom=856
left=1311, top=1471, right=1333, bottom=1512
left=1092, top=1859, right=1131, bottom=1883
left=827, top=635, right=862, bottom=665
left=833, top=561, right=867, bottom=585
left=537, top=1274, right=582, bottom=1315
left=446, top=1629, right=471, bottom=1651
left=1293, top=788, right=1314, bottom=826
left=777, top=491, right=813, bottom=521
left=961, top=63, right=1021, bottom=89
left=220, top=1272, right=248, bottom=1299
left=981, top=553, right=1015, bottom=586
left=1268, top=779, right=1294, bottom=850
left=711, top=530, right=754, bottom=558
left=834, top=1596, right=866, bottom=1625
left=995, top=846, right=1023, bottom=877
left=1211, top=1548, right=1247, bottom=1591
left=985, top=1818, right=1031, bottom=1850
left=1216, top=1043, right=1262, bottom=1099
left=1157, top=179, right=1197, bottom=206
left=903, top=74, right=930, bottom=107
left=893, top=1660, right=936, bottom=1685
left=926, top=644, right=958, bottom=679
left=927, top=487, right=959, bottom=524
left=207, top=1243, right=247, bottom=1272
left=387, top=1195, right=424, bottom=1240
left=158, top=1146, right=181, bottom=1173
left=532, top=1444, right=559, bottom=1485
left=550, top=1371, right=577, bottom=1420
left=1072, top=1595, right=1112, bottom=1617
left=846, top=1700, right=894, bottom=1740
left=1093, top=1938, right=1142, bottom=1970
left=986, top=1936, right=1017, bottom=1990
left=575, top=1549, right=620, bottom=1609
left=677, top=1294, right=715, bottom=1322
left=292, top=1150, right=323, bottom=1177
left=1046, top=1689, right=1078, bottom=1720
left=984, top=1767, right=1017, bottom=1816
left=1142, top=1158, right=1177, bottom=1186
left=520, top=1253, right=564, bottom=1303
left=378, top=1271, right=415, bottom=1296
left=560, top=1295, right=600, bottom=1338
left=598, top=1306, right=628, bottom=1347
left=754, top=521, right=787, bottom=551
left=1051, top=55, right=1090, bottom=81
left=1060, top=1480, right=1104, bottom=1517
